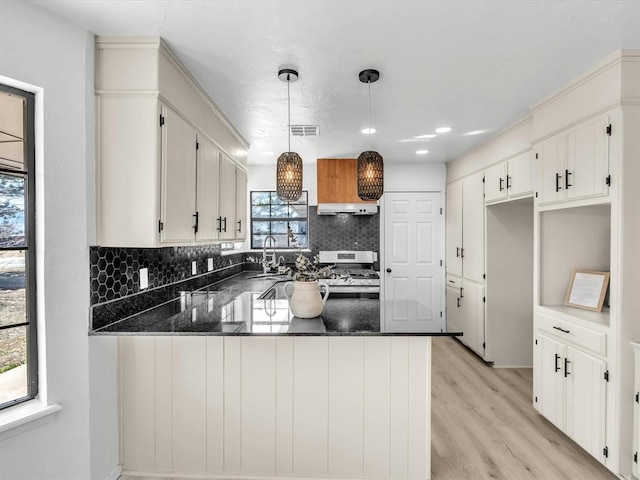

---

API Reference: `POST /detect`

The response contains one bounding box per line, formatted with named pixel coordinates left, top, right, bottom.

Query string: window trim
left=0, top=82, right=38, bottom=410
left=250, top=190, right=309, bottom=250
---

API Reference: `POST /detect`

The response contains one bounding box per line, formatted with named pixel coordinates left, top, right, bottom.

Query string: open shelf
left=537, top=304, right=610, bottom=329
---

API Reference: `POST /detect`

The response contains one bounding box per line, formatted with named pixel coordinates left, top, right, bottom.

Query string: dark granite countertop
left=91, top=272, right=460, bottom=336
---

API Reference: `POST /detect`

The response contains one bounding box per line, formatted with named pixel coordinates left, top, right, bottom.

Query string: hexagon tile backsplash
left=89, top=244, right=244, bottom=305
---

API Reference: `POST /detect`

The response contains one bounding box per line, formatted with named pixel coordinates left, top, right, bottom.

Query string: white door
left=565, top=346, right=607, bottom=462
left=462, top=171, right=485, bottom=283
left=445, top=180, right=463, bottom=278
left=160, top=105, right=197, bottom=243
left=538, top=333, right=566, bottom=430
left=383, top=192, right=444, bottom=332
left=195, top=134, right=220, bottom=242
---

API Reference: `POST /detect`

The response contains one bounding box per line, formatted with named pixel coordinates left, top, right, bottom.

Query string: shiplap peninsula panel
left=118, top=336, right=432, bottom=480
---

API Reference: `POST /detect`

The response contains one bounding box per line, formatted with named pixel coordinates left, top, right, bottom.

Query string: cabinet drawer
left=537, top=313, right=606, bottom=356
left=446, top=276, right=462, bottom=289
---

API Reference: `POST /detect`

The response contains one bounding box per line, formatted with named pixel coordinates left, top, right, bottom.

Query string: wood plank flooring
left=121, top=336, right=619, bottom=480
left=431, top=336, right=618, bottom=480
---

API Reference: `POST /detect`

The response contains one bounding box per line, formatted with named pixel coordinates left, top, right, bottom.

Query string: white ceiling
left=31, top=0, right=640, bottom=166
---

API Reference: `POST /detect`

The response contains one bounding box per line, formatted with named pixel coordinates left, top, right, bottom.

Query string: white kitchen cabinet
left=235, top=167, right=248, bottom=240
left=633, top=341, right=640, bottom=478
left=195, top=134, right=220, bottom=242
left=461, top=171, right=484, bottom=283
left=160, top=106, right=198, bottom=244
left=445, top=179, right=463, bottom=278
left=461, top=281, right=484, bottom=356
left=535, top=329, right=608, bottom=464
left=446, top=278, right=463, bottom=333
left=95, top=36, right=248, bottom=247
left=536, top=111, right=612, bottom=206
left=485, top=151, right=534, bottom=203
left=219, top=155, right=237, bottom=240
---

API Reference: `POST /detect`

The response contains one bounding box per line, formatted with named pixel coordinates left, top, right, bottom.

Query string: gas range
left=318, top=251, right=380, bottom=295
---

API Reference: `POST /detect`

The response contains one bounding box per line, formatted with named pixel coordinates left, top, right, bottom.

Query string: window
left=0, top=84, right=37, bottom=410
left=250, top=191, right=308, bottom=249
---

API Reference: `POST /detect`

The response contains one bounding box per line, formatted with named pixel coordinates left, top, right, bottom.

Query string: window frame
left=250, top=190, right=309, bottom=250
left=0, top=83, right=38, bottom=410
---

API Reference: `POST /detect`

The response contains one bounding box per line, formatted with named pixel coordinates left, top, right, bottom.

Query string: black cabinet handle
left=499, top=177, right=504, bottom=192
left=460, top=247, right=465, bottom=259
left=565, top=169, right=572, bottom=189
left=555, top=353, right=561, bottom=373
left=507, top=175, right=511, bottom=189
left=216, top=217, right=222, bottom=232
left=193, top=212, right=199, bottom=234
left=552, top=325, right=570, bottom=334
left=564, top=358, right=571, bottom=378
left=222, top=217, right=227, bottom=232
left=456, top=297, right=461, bottom=308
left=460, top=287, right=464, bottom=298
left=237, top=219, right=242, bottom=233
left=555, top=173, right=563, bottom=192
left=386, top=268, right=392, bottom=273
left=456, top=247, right=460, bottom=258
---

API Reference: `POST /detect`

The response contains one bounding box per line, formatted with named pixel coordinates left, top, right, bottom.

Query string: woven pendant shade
left=357, top=151, right=384, bottom=200
left=277, top=151, right=303, bottom=201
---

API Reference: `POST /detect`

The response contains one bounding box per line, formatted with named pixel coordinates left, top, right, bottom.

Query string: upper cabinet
left=95, top=37, right=249, bottom=247
left=317, top=158, right=376, bottom=204
left=484, top=150, right=533, bottom=203
left=535, top=111, right=613, bottom=207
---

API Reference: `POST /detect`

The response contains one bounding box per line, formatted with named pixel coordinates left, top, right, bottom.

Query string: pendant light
left=357, top=69, right=384, bottom=201
left=276, top=68, right=303, bottom=201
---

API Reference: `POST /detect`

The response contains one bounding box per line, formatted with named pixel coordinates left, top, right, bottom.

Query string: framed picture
left=564, top=269, right=610, bottom=312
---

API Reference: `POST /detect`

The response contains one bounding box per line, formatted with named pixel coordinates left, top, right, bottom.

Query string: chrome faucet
left=262, top=235, right=277, bottom=274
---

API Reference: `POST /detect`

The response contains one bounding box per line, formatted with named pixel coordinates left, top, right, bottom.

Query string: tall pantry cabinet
left=532, top=51, right=640, bottom=477
left=95, top=37, right=249, bottom=247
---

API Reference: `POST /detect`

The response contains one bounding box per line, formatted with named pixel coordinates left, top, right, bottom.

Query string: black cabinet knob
left=386, top=268, right=392, bottom=273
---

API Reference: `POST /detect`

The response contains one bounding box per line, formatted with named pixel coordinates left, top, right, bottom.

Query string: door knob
left=386, top=268, right=392, bottom=273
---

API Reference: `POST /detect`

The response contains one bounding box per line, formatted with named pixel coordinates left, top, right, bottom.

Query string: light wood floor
left=431, top=336, right=618, bottom=480
left=121, top=336, right=619, bottom=480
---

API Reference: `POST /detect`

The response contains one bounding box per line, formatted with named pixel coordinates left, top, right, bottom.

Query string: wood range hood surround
left=316, top=158, right=378, bottom=215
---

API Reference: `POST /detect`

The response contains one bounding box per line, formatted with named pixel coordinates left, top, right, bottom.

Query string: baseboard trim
left=105, top=465, right=122, bottom=480
left=121, top=470, right=391, bottom=480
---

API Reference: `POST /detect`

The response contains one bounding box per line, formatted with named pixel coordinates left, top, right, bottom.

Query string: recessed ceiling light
left=463, top=130, right=487, bottom=136
left=262, top=151, right=275, bottom=156
left=435, top=127, right=451, bottom=134
left=362, top=128, right=377, bottom=134
left=416, top=150, right=429, bottom=155
left=414, top=134, right=436, bottom=139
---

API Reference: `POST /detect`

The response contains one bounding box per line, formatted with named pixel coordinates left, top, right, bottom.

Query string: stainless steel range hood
left=316, top=203, right=378, bottom=215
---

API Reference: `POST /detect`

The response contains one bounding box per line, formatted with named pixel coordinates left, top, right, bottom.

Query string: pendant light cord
left=368, top=78, right=371, bottom=150
left=287, top=75, right=291, bottom=153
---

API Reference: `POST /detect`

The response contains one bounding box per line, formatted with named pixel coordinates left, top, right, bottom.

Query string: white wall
left=0, top=3, right=118, bottom=480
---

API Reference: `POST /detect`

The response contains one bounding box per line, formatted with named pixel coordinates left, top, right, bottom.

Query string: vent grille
left=290, top=125, right=320, bottom=137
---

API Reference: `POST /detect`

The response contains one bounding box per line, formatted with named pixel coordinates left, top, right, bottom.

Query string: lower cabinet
left=535, top=332, right=607, bottom=463
left=461, top=281, right=485, bottom=357
left=446, top=281, right=463, bottom=333
left=632, top=341, right=640, bottom=478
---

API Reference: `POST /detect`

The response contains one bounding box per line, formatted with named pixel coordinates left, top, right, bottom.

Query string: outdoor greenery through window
left=0, top=83, right=37, bottom=410
left=251, top=191, right=308, bottom=249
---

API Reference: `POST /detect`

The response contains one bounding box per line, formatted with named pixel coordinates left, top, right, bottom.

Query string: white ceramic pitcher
left=284, top=280, right=330, bottom=318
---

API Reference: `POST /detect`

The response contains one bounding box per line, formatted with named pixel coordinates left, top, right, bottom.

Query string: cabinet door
left=234, top=167, right=248, bottom=240
left=446, top=180, right=463, bottom=278
left=484, top=162, right=507, bottom=203
left=461, top=282, right=484, bottom=356
left=565, top=346, right=607, bottom=462
left=566, top=113, right=609, bottom=202
left=195, top=134, right=220, bottom=242
left=161, top=106, right=197, bottom=243
left=462, top=171, right=484, bottom=283
left=446, top=285, right=463, bottom=333
left=508, top=151, right=533, bottom=198
left=219, top=155, right=237, bottom=240
left=537, top=333, right=565, bottom=430
left=536, top=135, right=566, bottom=205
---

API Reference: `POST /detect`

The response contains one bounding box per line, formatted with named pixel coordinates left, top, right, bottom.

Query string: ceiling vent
left=290, top=125, right=320, bottom=137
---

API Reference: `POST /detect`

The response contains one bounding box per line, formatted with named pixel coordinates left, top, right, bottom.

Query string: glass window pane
left=0, top=325, right=28, bottom=405
left=251, top=205, right=271, bottom=218
left=287, top=221, right=307, bottom=234
left=271, top=235, right=289, bottom=248
left=0, top=250, right=26, bottom=328
left=0, top=174, right=25, bottom=248
left=292, top=234, right=307, bottom=247
left=251, top=192, right=271, bottom=205
left=270, top=221, right=288, bottom=234
left=269, top=205, right=288, bottom=218
left=288, top=204, right=307, bottom=218
left=269, top=192, right=285, bottom=205
left=252, top=235, right=266, bottom=248
left=253, top=221, right=271, bottom=235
